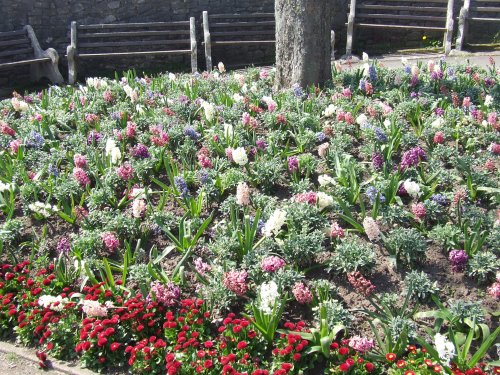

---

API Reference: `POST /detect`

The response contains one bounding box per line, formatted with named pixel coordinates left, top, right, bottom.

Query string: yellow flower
left=422, top=35, right=427, bottom=40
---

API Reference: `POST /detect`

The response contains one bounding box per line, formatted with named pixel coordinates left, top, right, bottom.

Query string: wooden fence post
left=202, top=11, right=212, bottom=72
left=67, top=21, right=78, bottom=84
left=190, top=17, right=198, bottom=73
left=455, top=0, right=470, bottom=51
left=444, top=0, right=455, bottom=54
left=345, top=0, right=357, bottom=56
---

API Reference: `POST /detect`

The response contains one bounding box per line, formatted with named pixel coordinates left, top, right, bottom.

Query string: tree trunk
left=275, top=0, right=333, bottom=90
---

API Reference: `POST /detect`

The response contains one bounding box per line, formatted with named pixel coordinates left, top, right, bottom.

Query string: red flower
left=339, top=362, right=351, bottom=372
left=338, top=347, right=349, bottom=356
left=110, top=342, right=121, bottom=352
left=365, top=362, right=375, bottom=372
left=404, top=371, right=416, bottom=375
left=293, top=353, right=301, bottom=361
left=397, top=360, right=407, bottom=368
left=204, top=360, right=213, bottom=369
left=386, top=353, right=397, bottom=362
left=237, top=341, right=247, bottom=350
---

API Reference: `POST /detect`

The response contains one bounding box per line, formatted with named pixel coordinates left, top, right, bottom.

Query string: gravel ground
left=0, top=352, right=66, bottom=375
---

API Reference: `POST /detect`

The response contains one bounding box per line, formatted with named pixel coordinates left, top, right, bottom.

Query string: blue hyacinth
left=174, top=176, right=189, bottom=197
left=374, top=127, right=388, bottom=143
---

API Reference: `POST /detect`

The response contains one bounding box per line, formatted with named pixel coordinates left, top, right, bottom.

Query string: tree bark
left=275, top=0, right=333, bottom=90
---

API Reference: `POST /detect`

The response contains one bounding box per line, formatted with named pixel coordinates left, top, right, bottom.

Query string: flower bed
left=0, top=59, right=499, bottom=374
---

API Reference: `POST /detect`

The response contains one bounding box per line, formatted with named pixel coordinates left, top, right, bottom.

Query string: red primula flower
left=386, top=353, right=397, bottom=362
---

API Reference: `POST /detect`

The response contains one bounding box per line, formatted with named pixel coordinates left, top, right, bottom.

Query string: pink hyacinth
left=487, top=282, right=500, bottom=299
left=236, top=182, right=251, bottom=206
left=0, top=122, right=15, bottom=136
left=126, top=121, right=136, bottom=138
left=225, top=147, right=233, bottom=162
left=198, top=156, right=212, bottom=169
left=73, top=167, right=90, bottom=187
left=411, top=202, right=426, bottom=221
left=348, top=336, right=374, bottom=353
left=150, top=281, right=180, bottom=306
left=10, top=139, right=21, bottom=153
left=330, top=222, right=345, bottom=239
left=292, top=282, right=313, bottom=304
left=116, top=162, right=134, bottom=180
left=73, top=154, right=87, bottom=168
left=487, top=112, right=497, bottom=126
left=267, top=100, right=277, bottom=113
left=342, top=87, right=352, bottom=99
left=293, top=191, right=317, bottom=205
left=336, top=111, right=346, bottom=122
left=344, top=112, right=354, bottom=125
left=194, top=257, right=211, bottom=275
left=101, top=232, right=120, bottom=252
left=223, top=270, right=248, bottom=296
left=242, top=112, right=251, bottom=126
left=489, top=143, right=500, bottom=155
left=433, top=131, right=445, bottom=144
left=261, top=256, right=286, bottom=272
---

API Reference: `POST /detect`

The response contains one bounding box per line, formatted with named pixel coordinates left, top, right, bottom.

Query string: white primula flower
left=317, top=192, right=334, bottom=210
left=232, top=147, right=248, bottom=166
left=263, top=209, right=287, bottom=237
left=362, top=52, right=369, bottom=62
left=318, top=174, right=335, bottom=186
left=434, top=333, right=455, bottom=366
left=168, top=72, right=177, bottom=81
left=259, top=281, right=280, bottom=314
left=323, top=104, right=337, bottom=117
left=403, top=180, right=421, bottom=198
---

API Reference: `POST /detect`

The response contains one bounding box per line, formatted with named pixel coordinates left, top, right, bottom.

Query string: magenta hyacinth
left=292, top=282, right=313, bottom=304
left=449, top=250, right=468, bottom=272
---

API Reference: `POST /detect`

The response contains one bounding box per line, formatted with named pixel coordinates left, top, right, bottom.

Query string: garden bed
left=0, top=59, right=499, bottom=375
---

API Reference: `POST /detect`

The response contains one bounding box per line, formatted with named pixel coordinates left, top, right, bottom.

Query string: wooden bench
left=202, top=12, right=276, bottom=71
left=455, top=0, right=500, bottom=51
left=345, top=0, right=456, bottom=57
left=66, top=19, right=197, bottom=84
left=0, top=25, right=63, bottom=84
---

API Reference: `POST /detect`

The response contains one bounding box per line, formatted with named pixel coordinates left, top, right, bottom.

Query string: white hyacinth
left=202, top=101, right=215, bottom=122
left=317, top=192, right=334, bottom=210
left=318, top=174, right=335, bottom=186
left=323, top=104, right=337, bottom=117
left=403, top=180, right=421, bottom=198
left=259, top=281, right=280, bottom=314
left=356, top=114, right=369, bottom=126
left=434, top=333, right=455, bottom=366
left=232, top=147, right=248, bottom=166
left=105, top=138, right=121, bottom=164
left=28, top=202, right=58, bottom=218
left=263, top=209, right=287, bottom=237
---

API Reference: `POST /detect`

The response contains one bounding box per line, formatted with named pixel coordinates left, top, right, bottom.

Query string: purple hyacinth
left=256, top=139, right=267, bottom=151
left=292, top=83, right=304, bottom=98
left=434, top=108, right=445, bottom=116
left=372, top=152, right=383, bottom=171
left=288, top=156, right=299, bottom=172
left=87, top=130, right=102, bottom=145
left=449, top=250, right=468, bottom=272
left=56, top=237, right=71, bottom=255
left=131, top=143, right=150, bottom=159
left=400, top=146, right=426, bottom=171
